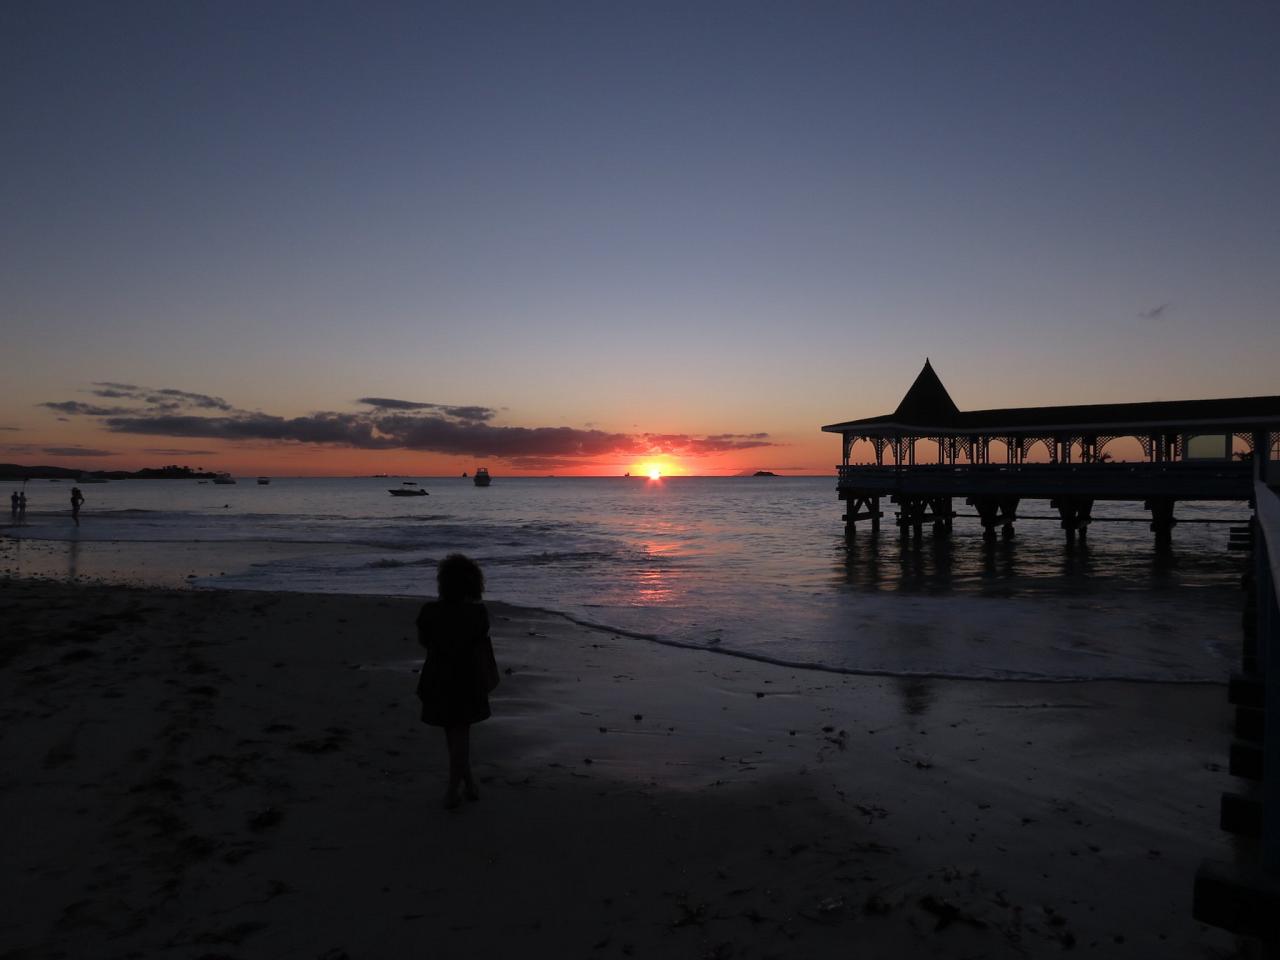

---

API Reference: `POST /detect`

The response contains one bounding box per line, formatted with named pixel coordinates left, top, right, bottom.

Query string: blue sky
left=2, top=1, right=1277, bottom=473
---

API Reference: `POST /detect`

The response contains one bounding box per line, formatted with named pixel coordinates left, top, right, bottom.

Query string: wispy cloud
left=143, top=447, right=218, bottom=456
left=91, top=383, right=233, bottom=411
left=41, top=401, right=136, bottom=416
left=42, top=383, right=776, bottom=464
left=43, top=446, right=116, bottom=457
left=357, top=397, right=495, bottom=422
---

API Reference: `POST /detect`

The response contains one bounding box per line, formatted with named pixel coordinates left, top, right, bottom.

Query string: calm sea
left=1, top=475, right=1248, bottom=683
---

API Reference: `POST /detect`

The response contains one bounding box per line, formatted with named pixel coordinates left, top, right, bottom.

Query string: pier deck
left=837, top=460, right=1252, bottom=501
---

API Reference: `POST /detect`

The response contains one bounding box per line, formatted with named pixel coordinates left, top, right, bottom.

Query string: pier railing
left=1194, top=462, right=1280, bottom=943
left=836, top=460, right=1253, bottom=501
left=1256, top=475, right=1280, bottom=876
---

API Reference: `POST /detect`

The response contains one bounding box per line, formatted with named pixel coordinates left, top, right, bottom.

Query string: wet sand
left=0, top=578, right=1255, bottom=958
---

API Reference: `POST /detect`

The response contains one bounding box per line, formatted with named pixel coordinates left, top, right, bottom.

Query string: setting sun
left=631, top=460, right=676, bottom=480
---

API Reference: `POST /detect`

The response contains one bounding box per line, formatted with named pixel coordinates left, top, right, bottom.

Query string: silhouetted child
left=415, top=553, right=499, bottom=809
left=9, top=492, right=17, bottom=519
left=70, top=487, right=84, bottom=525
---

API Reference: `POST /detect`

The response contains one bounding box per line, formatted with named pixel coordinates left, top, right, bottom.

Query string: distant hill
left=0, top=463, right=221, bottom=481
left=752, top=470, right=778, bottom=477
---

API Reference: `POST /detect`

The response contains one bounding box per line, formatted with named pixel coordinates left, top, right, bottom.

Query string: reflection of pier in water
left=822, top=360, right=1280, bottom=549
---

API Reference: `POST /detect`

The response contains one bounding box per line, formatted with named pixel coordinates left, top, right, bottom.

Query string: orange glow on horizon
left=632, top=459, right=680, bottom=480
left=15, top=430, right=826, bottom=477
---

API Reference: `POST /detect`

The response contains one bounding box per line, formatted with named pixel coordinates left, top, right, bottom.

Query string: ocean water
left=1, top=475, right=1249, bottom=682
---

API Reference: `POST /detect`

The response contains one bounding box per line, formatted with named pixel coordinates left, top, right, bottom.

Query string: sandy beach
left=0, top=577, right=1254, bottom=958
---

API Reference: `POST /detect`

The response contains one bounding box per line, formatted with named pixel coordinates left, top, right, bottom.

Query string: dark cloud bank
left=40, top=387, right=775, bottom=464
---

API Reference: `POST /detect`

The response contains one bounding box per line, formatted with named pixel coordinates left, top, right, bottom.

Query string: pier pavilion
left=822, top=360, right=1280, bottom=545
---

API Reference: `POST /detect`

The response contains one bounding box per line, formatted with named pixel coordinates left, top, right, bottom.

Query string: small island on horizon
left=0, top=463, right=223, bottom=481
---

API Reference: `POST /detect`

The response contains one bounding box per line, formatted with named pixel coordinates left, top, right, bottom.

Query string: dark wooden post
left=1146, top=497, right=1177, bottom=550
left=1000, top=496, right=1020, bottom=539
left=1051, top=497, right=1089, bottom=543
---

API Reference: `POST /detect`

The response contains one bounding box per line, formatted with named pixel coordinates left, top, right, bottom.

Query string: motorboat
left=212, top=473, right=236, bottom=485
left=257, top=477, right=270, bottom=485
left=389, top=481, right=428, bottom=497
left=473, top=467, right=491, bottom=487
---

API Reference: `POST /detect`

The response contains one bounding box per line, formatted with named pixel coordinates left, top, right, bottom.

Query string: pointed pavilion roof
left=821, top=360, right=1280, bottom=435
left=892, top=359, right=959, bottom=426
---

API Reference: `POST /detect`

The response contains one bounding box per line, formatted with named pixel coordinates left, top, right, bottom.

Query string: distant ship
left=473, top=467, right=491, bottom=487
left=257, top=477, right=270, bottom=485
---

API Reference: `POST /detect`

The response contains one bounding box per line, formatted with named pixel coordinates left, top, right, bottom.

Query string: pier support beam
left=892, top=495, right=926, bottom=541
left=1051, top=497, right=1094, bottom=543
left=841, top=494, right=882, bottom=534
left=929, top=496, right=955, bottom=538
left=968, top=496, right=1020, bottom=543
left=1145, top=497, right=1177, bottom=549
left=891, top=495, right=954, bottom=541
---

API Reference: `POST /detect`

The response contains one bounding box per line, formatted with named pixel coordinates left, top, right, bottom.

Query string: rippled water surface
left=2, top=476, right=1249, bottom=681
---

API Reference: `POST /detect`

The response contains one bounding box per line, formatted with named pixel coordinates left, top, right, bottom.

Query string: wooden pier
left=822, top=360, right=1280, bottom=547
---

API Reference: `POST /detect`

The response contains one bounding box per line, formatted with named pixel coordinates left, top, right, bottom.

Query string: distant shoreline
left=0, top=463, right=222, bottom=481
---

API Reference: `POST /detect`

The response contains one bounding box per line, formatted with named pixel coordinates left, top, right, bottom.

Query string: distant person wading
left=70, top=487, right=84, bottom=526
left=415, top=554, right=500, bottom=809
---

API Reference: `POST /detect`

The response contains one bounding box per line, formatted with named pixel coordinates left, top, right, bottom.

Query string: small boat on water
left=257, top=477, right=270, bottom=485
left=389, top=481, right=428, bottom=497
left=473, top=467, right=491, bottom=487
left=212, top=473, right=236, bottom=485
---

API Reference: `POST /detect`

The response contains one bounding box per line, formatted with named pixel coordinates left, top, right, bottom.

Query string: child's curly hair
left=436, top=553, right=484, bottom=602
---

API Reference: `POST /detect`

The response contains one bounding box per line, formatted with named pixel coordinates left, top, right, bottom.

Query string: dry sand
left=0, top=578, right=1258, bottom=958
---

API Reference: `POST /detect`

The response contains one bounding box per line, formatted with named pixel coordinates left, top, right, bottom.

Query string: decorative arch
left=1020, top=436, right=1055, bottom=462
left=988, top=436, right=1018, bottom=464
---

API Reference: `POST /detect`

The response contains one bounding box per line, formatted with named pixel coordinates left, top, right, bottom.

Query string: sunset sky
left=2, top=2, right=1277, bottom=476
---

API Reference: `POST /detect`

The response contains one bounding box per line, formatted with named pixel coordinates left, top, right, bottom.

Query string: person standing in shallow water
left=416, top=554, right=499, bottom=809
left=70, top=487, right=84, bottom=526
